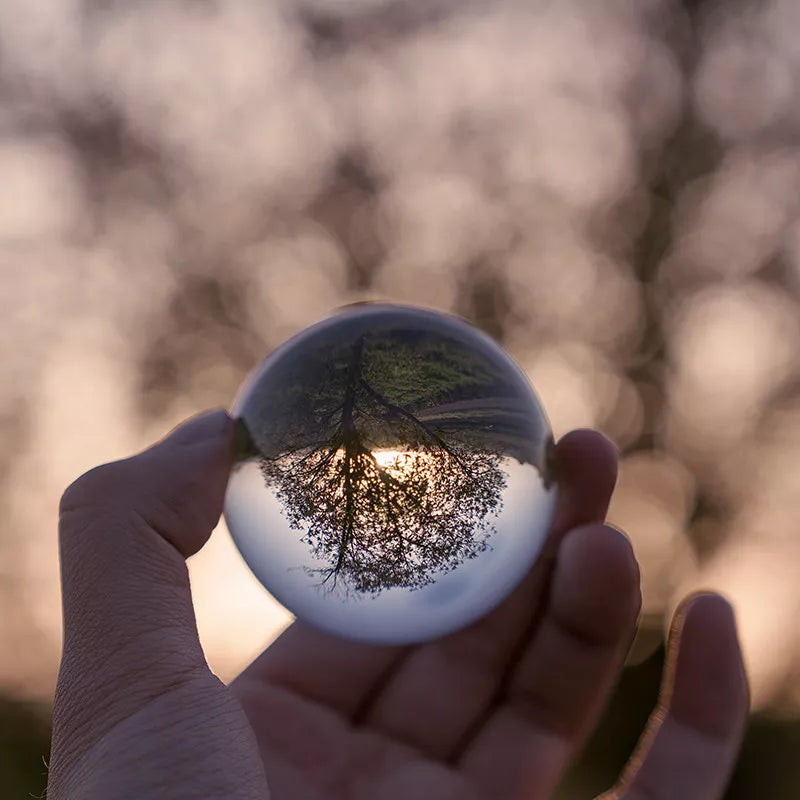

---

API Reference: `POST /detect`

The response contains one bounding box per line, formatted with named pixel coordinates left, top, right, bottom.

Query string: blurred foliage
left=0, top=699, right=49, bottom=799
left=2, top=0, right=800, bottom=795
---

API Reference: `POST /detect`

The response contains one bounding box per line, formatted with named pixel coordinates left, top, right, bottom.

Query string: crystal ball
left=223, top=303, right=557, bottom=644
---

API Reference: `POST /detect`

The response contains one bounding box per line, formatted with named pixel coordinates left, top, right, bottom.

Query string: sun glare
left=372, top=448, right=407, bottom=468
left=370, top=448, right=441, bottom=479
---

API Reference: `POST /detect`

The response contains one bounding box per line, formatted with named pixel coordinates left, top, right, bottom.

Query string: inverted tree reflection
left=257, top=335, right=508, bottom=595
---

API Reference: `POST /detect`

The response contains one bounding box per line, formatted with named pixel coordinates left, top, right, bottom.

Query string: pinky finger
left=600, top=593, right=749, bottom=800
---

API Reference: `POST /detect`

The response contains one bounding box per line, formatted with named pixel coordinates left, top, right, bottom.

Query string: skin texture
left=48, top=410, right=749, bottom=799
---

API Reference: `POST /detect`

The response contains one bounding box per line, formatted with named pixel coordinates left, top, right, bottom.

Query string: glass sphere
left=224, top=303, right=557, bottom=644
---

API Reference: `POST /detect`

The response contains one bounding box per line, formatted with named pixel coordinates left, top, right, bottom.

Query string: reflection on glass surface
left=224, top=303, right=557, bottom=643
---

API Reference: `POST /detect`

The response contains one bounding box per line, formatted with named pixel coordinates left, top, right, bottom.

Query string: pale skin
left=48, top=410, right=749, bottom=799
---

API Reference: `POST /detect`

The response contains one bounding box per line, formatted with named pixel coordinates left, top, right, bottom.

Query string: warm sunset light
left=372, top=448, right=408, bottom=469
left=3, top=0, right=800, bottom=795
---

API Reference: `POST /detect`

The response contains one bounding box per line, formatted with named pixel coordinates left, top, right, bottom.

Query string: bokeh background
left=2, top=0, right=800, bottom=796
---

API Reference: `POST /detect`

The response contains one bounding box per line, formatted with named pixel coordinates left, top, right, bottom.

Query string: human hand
left=48, top=410, right=748, bottom=799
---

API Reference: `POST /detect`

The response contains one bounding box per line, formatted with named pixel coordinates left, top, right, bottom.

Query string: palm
left=235, top=661, right=478, bottom=800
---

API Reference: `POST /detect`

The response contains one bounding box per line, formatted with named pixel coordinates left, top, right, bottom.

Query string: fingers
left=604, top=593, right=749, bottom=800
left=231, top=429, right=617, bottom=727
left=458, top=524, right=641, bottom=800
left=356, top=429, right=619, bottom=757
left=54, top=410, right=234, bottom=753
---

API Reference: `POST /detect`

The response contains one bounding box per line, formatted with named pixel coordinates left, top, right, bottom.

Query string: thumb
left=54, top=409, right=234, bottom=751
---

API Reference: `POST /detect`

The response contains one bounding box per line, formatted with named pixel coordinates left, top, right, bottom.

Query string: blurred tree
left=3, top=0, right=800, bottom=794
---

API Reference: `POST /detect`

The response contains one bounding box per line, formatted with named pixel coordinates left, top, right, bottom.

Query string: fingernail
left=670, top=592, right=736, bottom=645
left=171, top=409, right=231, bottom=445
left=685, top=591, right=733, bottom=615
left=689, top=591, right=736, bottom=624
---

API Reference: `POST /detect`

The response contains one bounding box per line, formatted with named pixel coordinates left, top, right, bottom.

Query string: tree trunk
left=340, top=335, right=365, bottom=433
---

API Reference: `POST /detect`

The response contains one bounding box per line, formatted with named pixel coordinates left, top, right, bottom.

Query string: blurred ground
left=2, top=0, right=800, bottom=796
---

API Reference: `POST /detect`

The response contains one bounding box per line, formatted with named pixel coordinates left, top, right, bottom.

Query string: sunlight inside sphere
left=372, top=448, right=415, bottom=471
